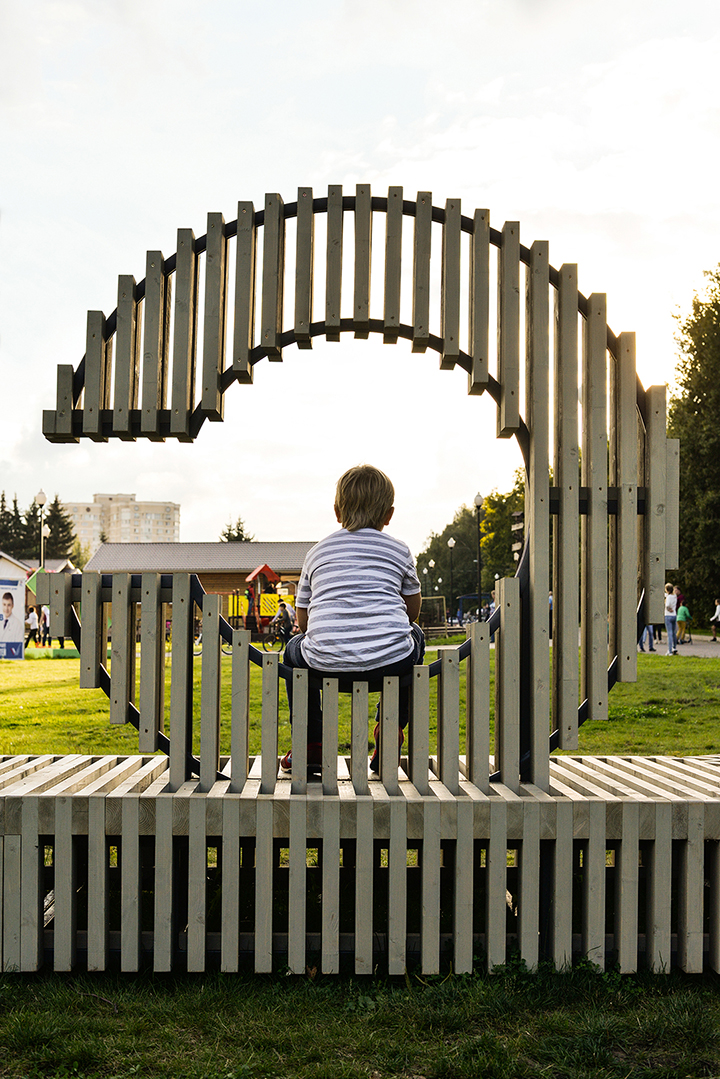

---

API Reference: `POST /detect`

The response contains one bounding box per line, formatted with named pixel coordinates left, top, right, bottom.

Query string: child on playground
left=281, top=464, right=424, bottom=773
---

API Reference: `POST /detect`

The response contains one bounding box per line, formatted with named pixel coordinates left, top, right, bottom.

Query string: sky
left=2, top=0, right=719, bottom=557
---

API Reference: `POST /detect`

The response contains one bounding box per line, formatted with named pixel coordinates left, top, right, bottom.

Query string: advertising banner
left=0, top=578, right=25, bottom=659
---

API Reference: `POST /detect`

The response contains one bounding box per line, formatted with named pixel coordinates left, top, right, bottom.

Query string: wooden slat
left=168, top=575, right=194, bottom=791
left=421, top=798, right=441, bottom=973
left=677, top=801, right=704, bottom=973
left=229, top=629, right=251, bottom=793
left=518, top=799, right=540, bottom=970
left=614, top=801, right=639, bottom=972
left=438, top=651, right=460, bottom=794
left=495, top=577, right=520, bottom=792
left=232, top=201, right=256, bottom=382
left=19, top=797, right=41, bottom=971
left=53, top=795, right=75, bottom=970
left=139, top=573, right=165, bottom=752
left=254, top=797, right=273, bottom=972
left=79, top=571, right=103, bottom=689
left=553, top=264, right=580, bottom=749
left=3, top=834, right=21, bottom=971
left=288, top=796, right=307, bottom=974
left=121, top=796, right=141, bottom=971
left=525, top=239, right=551, bottom=784
left=408, top=666, right=430, bottom=796
left=582, top=799, right=606, bottom=969
left=113, top=275, right=139, bottom=439
left=351, top=682, right=369, bottom=795
left=646, top=800, right=672, bottom=972
left=466, top=621, right=489, bottom=792
left=186, top=795, right=207, bottom=971
left=325, top=185, right=343, bottom=342
left=383, top=185, right=402, bottom=343
left=355, top=797, right=374, bottom=973
left=644, top=385, right=667, bottom=624
left=294, top=186, right=314, bottom=349
left=290, top=669, right=308, bottom=796
left=322, top=679, right=339, bottom=795
left=353, top=183, right=372, bottom=339
left=440, top=197, right=461, bottom=369
left=387, top=799, right=407, bottom=975
left=611, top=332, right=639, bottom=682
left=260, top=653, right=279, bottom=794
left=412, top=191, right=432, bottom=353
left=552, top=799, right=573, bottom=969
left=170, top=228, right=199, bottom=439
left=496, top=222, right=520, bottom=437
left=220, top=797, right=240, bottom=972
left=581, top=294, right=609, bottom=724
left=708, top=832, right=720, bottom=974
left=321, top=797, right=340, bottom=973
left=153, top=791, right=174, bottom=972
left=485, top=798, right=507, bottom=970
left=454, top=797, right=474, bottom=973
left=83, top=310, right=110, bottom=440
left=141, top=250, right=170, bottom=437
left=199, top=594, right=221, bottom=791
left=49, top=569, right=73, bottom=642
left=260, top=192, right=285, bottom=360
left=468, top=209, right=490, bottom=394
left=666, top=438, right=680, bottom=570
left=54, top=364, right=75, bottom=439
left=380, top=678, right=400, bottom=796
left=201, top=212, right=228, bottom=420
left=87, top=794, right=108, bottom=971
left=110, top=574, right=135, bottom=726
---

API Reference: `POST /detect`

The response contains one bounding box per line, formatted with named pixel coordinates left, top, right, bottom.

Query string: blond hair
left=335, top=465, right=394, bottom=531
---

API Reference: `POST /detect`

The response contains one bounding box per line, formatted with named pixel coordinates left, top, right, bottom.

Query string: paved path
left=641, top=635, right=720, bottom=658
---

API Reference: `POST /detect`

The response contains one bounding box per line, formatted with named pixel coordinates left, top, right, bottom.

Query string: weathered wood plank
left=254, top=798, right=273, bottom=972
left=454, top=797, right=474, bottom=973
left=468, top=209, right=490, bottom=394
left=518, top=799, right=540, bottom=970
left=53, top=796, right=75, bottom=970
left=440, top=197, right=461, bottom=369
left=153, top=792, right=174, bottom=972
left=438, top=651, right=460, bottom=795
left=169, top=575, right=194, bottom=791
left=325, top=185, right=343, bottom=342
left=355, top=797, right=374, bottom=974
left=321, top=798, right=340, bottom=973
left=260, top=654, right=279, bottom=794
left=54, top=364, right=75, bottom=439
left=141, top=250, right=170, bottom=437
left=677, top=801, right=704, bottom=973
left=485, top=798, right=507, bottom=970
left=495, top=577, right=520, bottom=792
left=232, top=201, right=256, bottom=382
left=19, top=797, right=41, bottom=971
left=380, top=678, right=400, bottom=797
left=171, top=229, right=199, bottom=438
left=201, top=212, right=228, bottom=420
left=383, top=186, right=403, bottom=343
left=466, top=621, right=489, bottom=792
left=110, top=574, right=135, bottom=726
left=290, top=669, right=308, bottom=796
left=186, top=795, right=207, bottom=971
left=610, top=332, right=639, bottom=682
left=353, top=183, right=372, bottom=339
left=408, top=666, right=430, bottom=796
left=288, top=796, right=307, bottom=974
left=646, top=800, right=672, bottom=973
left=83, top=310, right=111, bottom=440
left=229, top=630, right=251, bottom=793
left=388, top=799, right=407, bottom=975
left=121, top=796, right=141, bottom=971
left=294, top=186, right=314, bottom=349
left=351, top=682, right=370, bottom=795
left=552, top=799, right=573, bottom=969
left=79, top=571, right=104, bottom=690
left=3, top=835, right=21, bottom=971
left=200, top=594, right=221, bottom=792
left=666, top=438, right=680, bottom=571
left=615, top=801, right=639, bottom=973
left=87, top=794, right=108, bottom=971
left=113, top=275, right=140, bottom=439
left=421, top=798, right=441, bottom=973
left=496, top=222, right=520, bottom=437
left=260, top=193, right=285, bottom=360
left=412, top=191, right=432, bottom=353
left=582, top=799, right=606, bottom=969
left=322, top=680, right=339, bottom=796
left=644, top=385, right=667, bottom=624
left=139, top=574, right=165, bottom=752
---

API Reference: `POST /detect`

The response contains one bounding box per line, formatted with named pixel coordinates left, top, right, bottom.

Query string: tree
left=70, top=537, right=91, bottom=570
left=220, top=515, right=255, bottom=542
left=22, top=499, right=42, bottom=562
left=44, top=495, right=76, bottom=560
left=480, top=471, right=525, bottom=588
left=416, top=505, right=483, bottom=614
left=668, top=266, right=720, bottom=620
left=0, top=493, right=12, bottom=553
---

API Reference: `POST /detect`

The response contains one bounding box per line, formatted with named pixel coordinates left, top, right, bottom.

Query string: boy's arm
left=403, top=592, right=422, bottom=623
left=297, top=607, right=308, bottom=633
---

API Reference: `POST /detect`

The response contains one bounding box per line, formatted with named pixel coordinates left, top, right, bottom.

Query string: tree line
left=0, top=493, right=77, bottom=563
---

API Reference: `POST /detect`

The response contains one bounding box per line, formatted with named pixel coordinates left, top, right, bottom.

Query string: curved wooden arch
left=41, top=185, right=679, bottom=791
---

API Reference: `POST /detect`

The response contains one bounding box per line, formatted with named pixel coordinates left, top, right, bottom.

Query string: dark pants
left=283, top=623, right=426, bottom=743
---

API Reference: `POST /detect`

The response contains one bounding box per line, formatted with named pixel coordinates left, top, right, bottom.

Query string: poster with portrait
left=0, top=578, right=25, bottom=659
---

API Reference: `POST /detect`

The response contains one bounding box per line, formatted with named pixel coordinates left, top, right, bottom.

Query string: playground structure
left=3, top=185, right=712, bottom=977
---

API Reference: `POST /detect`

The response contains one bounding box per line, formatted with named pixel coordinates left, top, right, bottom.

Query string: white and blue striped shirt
left=297, top=528, right=421, bottom=672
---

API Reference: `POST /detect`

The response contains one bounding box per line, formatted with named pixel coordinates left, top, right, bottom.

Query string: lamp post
left=35, top=489, right=47, bottom=569
left=474, top=492, right=483, bottom=617
left=447, top=537, right=455, bottom=624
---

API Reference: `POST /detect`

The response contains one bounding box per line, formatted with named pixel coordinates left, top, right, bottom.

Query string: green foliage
left=220, top=515, right=255, bottom=542
left=416, top=504, right=483, bottom=613
left=45, top=494, right=76, bottom=560
left=668, top=266, right=720, bottom=622
left=0, top=491, right=77, bottom=562
left=70, top=537, right=91, bottom=570
left=479, top=470, right=525, bottom=590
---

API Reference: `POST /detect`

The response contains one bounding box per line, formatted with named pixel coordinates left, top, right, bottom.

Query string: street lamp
left=35, top=489, right=47, bottom=568
left=474, top=493, right=483, bottom=617
left=447, top=537, right=455, bottom=623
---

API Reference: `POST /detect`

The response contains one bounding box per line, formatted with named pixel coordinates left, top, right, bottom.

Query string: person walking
left=710, top=599, right=720, bottom=642
left=664, top=583, right=678, bottom=655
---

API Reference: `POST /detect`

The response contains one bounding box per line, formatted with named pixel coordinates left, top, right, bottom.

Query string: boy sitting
left=281, top=464, right=424, bottom=773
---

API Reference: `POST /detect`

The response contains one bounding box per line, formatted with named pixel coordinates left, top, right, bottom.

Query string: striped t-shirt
left=296, top=528, right=421, bottom=672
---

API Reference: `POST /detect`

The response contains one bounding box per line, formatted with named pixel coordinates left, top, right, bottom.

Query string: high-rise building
left=64, top=494, right=180, bottom=554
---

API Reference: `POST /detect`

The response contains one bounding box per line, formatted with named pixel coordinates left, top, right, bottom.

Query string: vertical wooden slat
left=53, top=796, right=75, bottom=970
left=79, top=571, right=103, bottom=689
left=354, top=797, right=374, bottom=973
left=644, top=385, right=668, bottom=624
left=438, top=651, right=460, bottom=794
left=615, top=801, right=639, bottom=973
left=454, top=798, right=474, bottom=973
left=232, top=201, right=256, bottom=382
left=518, top=800, right=540, bottom=970
left=153, top=792, right=174, bottom=971
left=254, top=797, right=273, bottom=972
left=353, top=183, right=372, bottom=339
left=186, top=796, right=207, bottom=971
left=201, top=212, right=228, bottom=420
left=485, top=799, right=507, bottom=970
left=199, top=594, right=221, bottom=792
left=288, top=796, right=307, bottom=974
left=647, top=800, right=672, bottom=972
left=169, top=575, right=194, bottom=791
left=294, top=186, right=314, bottom=350
left=121, top=796, right=141, bottom=971
left=440, top=197, right=461, bottom=370
left=495, top=577, right=520, bottom=792
left=412, top=191, right=432, bottom=353
left=553, top=264, right=580, bottom=749
left=666, top=439, right=680, bottom=570
left=387, top=799, right=407, bottom=975
left=581, top=293, right=609, bottom=724
left=496, top=222, right=520, bottom=437
left=290, top=669, right=308, bottom=796
left=525, top=240, right=551, bottom=786
left=383, top=185, right=403, bottom=343
left=321, top=798, right=340, bottom=973
left=229, top=629, right=251, bottom=793
left=325, top=185, right=343, bottom=342
left=171, top=228, right=199, bottom=439
left=141, top=250, right=170, bottom=437
left=260, top=192, right=285, bottom=360
left=55, top=364, right=75, bottom=439
left=87, top=794, right=108, bottom=971
left=380, top=678, right=400, bottom=796
left=113, top=275, right=140, bottom=439
left=421, top=799, right=441, bottom=974
left=677, top=801, right=704, bottom=973
left=19, top=798, right=41, bottom=971
left=709, top=837, right=720, bottom=974
left=552, top=799, right=573, bottom=969
left=83, top=310, right=111, bottom=440
left=611, top=332, right=639, bottom=682
left=468, top=209, right=490, bottom=394
left=582, top=799, right=606, bottom=969
left=351, top=682, right=370, bottom=795
left=110, top=574, right=134, bottom=726
left=139, top=573, right=165, bottom=753
left=260, top=653, right=279, bottom=794
left=408, top=666, right=430, bottom=796
left=220, top=797, right=240, bottom=972
left=3, top=835, right=21, bottom=971
left=466, top=621, right=490, bottom=792
left=322, top=679, right=339, bottom=795
left=49, top=570, right=73, bottom=643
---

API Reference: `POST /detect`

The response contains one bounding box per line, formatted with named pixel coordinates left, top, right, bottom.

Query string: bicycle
left=262, top=628, right=286, bottom=652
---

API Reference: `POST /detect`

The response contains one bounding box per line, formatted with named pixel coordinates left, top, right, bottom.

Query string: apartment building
left=64, top=494, right=180, bottom=554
